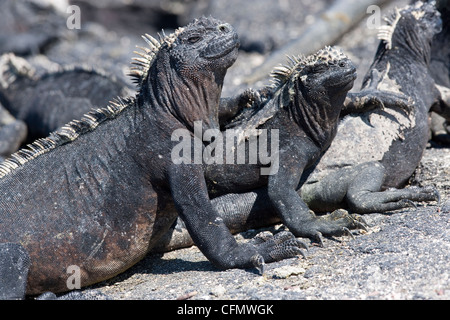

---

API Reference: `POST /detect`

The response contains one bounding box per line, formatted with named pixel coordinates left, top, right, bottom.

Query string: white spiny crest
left=269, top=46, right=347, bottom=88
left=269, top=54, right=303, bottom=88
left=377, top=7, right=402, bottom=50
left=0, top=96, right=132, bottom=179
left=128, top=27, right=185, bottom=87
left=0, top=25, right=189, bottom=178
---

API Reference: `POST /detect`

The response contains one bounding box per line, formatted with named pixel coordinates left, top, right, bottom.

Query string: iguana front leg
left=266, top=151, right=363, bottom=243
left=343, top=69, right=412, bottom=115
left=168, top=163, right=305, bottom=272
left=218, top=88, right=262, bottom=123
left=219, top=87, right=273, bottom=126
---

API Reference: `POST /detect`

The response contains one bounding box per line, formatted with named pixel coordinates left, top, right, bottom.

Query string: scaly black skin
left=0, top=58, right=133, bottom=142
left=0, top=17, right=303, bottom=297
left=204, top=47, right=363, bottom=240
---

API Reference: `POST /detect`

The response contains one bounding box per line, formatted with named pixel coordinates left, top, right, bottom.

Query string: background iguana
left=0, top=16, right=304, bottom=298
left=0, top=54, right=133, bottom=142
left=220, top=1, right=445, bottom=215
left=300, top=1, right=446, bottom=213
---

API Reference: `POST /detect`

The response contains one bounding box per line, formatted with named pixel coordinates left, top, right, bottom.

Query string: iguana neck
left=138, top=53, right=223, bottom=135
left=289, top=81, right=344, bottom=149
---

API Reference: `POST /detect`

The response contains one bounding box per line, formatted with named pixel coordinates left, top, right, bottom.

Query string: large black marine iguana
left=0, top=54, right=133, bottom=142
left=0, top=17, right=304, bottom=297
left=156, top=1, right=448, bottom=251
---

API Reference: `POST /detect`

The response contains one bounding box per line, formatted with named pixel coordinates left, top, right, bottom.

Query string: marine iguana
left=156, top=1, right=448, bottom=251
left=300, top=1, right=446, bottom=213
left=203, top=46, right=365, bottom=239
left=220, top=1, right=445, bottom=216
left=0, top=54, right=133, bottom=142
left=157, top=46, right=366, bottom=251
left=0, top=17, right=304, bottom=297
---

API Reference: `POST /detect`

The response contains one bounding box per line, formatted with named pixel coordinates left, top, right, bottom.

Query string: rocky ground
left=1, top=0, right=448, bottom=300
left=87, top=145, right=449, bottom=301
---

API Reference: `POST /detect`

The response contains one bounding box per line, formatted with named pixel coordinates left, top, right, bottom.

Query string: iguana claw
left=251, top=254, right=265, bottom=275
left=314, top=231, right=325, bottom=247
left=342, top=227, right=355, bottom=239
left=251, top=231, right=309, bottom=272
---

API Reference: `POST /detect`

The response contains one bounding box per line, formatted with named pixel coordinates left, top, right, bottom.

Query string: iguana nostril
left=217, top=24, right=230, bottom=33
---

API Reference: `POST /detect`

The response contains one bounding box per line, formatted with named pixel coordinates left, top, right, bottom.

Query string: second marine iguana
left=202, top=46, right=364, bottom=240
left=0, top=17, right=304, bottom=297
left=157, top=46, right=366, bottom=251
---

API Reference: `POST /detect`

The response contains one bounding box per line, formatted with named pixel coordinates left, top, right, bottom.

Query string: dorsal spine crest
left=377, top=7, right=402, bottom=50
left=0, top=23, right=190, bottom=179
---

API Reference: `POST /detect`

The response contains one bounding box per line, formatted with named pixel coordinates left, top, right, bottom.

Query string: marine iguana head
left=231, top=46, right=355, bottom=148
left=132, top=16, right=240, bottom=133
left=284, top=46, right=356, bottom=146
left=377, top=1, right=442, bottom=63
left=288, top=46, right=357, bottom=107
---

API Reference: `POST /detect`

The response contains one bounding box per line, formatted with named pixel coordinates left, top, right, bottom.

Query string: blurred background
left=0, top=0, right=412, bottom=94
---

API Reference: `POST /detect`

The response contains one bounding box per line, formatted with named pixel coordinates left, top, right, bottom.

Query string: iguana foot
left=344, top=69, right=413, bottom=114
left=347, top=185, right=440, bottom=213
left=249, top=231, right=308, bottom=274
left=292, top=209, right=368, bottom=246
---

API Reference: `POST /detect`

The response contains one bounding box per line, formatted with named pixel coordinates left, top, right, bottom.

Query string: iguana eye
left=188, top=36, right=201, bottom=44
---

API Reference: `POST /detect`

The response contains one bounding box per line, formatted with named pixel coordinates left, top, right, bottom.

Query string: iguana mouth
left=332, top=69, right=357, bottom=90
left=202, top=33, right=240, bottom=60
